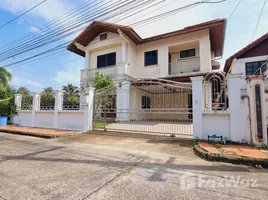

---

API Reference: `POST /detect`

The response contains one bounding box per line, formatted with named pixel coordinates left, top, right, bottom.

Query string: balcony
left=168, top=57, right=200, bottom=76
left=81, top=63, right=130, bottom=86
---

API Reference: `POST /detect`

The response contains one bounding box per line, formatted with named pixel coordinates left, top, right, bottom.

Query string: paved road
left=0, top=132, right=268, bottom=200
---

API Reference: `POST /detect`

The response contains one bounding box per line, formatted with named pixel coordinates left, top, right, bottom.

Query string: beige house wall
left=83, top=29, right=213, bottom=79
left=129, top=86, right=190, bottom=121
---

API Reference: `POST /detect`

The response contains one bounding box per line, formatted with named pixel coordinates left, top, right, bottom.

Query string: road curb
left=193, top=145, right=268, bottom=168
left=0, top=129, right=81, bottom=139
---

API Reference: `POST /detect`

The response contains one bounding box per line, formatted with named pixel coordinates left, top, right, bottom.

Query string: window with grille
left=245, top=61, right=266, bottom=75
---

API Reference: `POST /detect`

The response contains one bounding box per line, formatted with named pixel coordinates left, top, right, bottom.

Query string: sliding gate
left=93, top=79, right=193, bottom=136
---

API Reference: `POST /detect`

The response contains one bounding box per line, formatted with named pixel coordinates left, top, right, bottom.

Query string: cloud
left=11, top=75, right=44, bottom=91
left=0, top=0, right=75, bottom=22
left=52, top=58, right=84, bottom=87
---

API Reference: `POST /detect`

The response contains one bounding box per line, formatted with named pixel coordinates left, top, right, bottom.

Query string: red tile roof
left=67, top=19, right=226, bottom=57
left=224, top=32, right=268, bottom=72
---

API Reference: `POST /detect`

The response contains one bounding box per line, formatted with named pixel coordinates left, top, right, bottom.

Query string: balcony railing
left=81, top=63, right=129, bottom=86
left=169, top=57, right=200, bottom=76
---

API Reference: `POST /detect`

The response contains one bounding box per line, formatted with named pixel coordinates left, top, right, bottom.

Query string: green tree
left=62, top=83, right=80, bottom=103
left=0, top=68, right=16, bottom=118
left=17, top=86, right=32, bottom=110
left=41, top=87, right=55, bottom=102
left=0, top=67, right=12, bottom=87
left=17, top=86, right=31, bottom=96
left=93, top=72, right=114, bottom=90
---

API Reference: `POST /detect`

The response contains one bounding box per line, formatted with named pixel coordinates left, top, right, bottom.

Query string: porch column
left=199, top=31, right=211, bottom=72
left=190, top=76, right=203, bottom=139
left=83, top=86, right=95, bottom=131
left=122, top=40, right=127, bottom=63
left=31, top=92, right=40, bottom=127
left=116, top=80, right=130, bottom=121
left=85, top=50, right=90, bottom=68
left=227, top=74, right=244, bottom=142
left=247, top=76, right=268, bottom=146
left=14, top=94, right=22, bottom=110
left=53, top=90, right=63, bottom=129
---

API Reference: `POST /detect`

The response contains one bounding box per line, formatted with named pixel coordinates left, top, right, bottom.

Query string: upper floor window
left=245, top=61, right=266, bottom=75
left=180, top=49, right=195, bottom=59
left=144, top=50, right=158, bottom=66
left=100, top=33, right=107, bottom=41
left=97, top=52, right=116, bottom=68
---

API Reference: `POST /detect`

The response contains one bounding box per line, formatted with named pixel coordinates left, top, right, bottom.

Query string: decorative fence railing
left=40, top=91, right=55, bottom=110
left=21, top=94, right=33, bottom=110
left=203, top=72, right=228, bottom=110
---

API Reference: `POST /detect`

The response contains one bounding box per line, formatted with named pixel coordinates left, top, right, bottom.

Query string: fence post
left=53, top=90, right=63, bottom=129
left=116, top=80, right=130, bottom=121
left=190, top=76, right=203, bottom=139
left=14, top=94, right=22, bottom=110
left=83, top=86, right=95, bottom=132
left=31, top=92, right=40, bottom=127
left=227, top=74, right=243, bottom=142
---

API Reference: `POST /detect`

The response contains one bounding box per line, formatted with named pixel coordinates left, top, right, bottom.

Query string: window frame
left=179, top=48, right=196, bottom=59
left=141, top=96, right=151, bottom=109
left=97, top=52, right=116, bottom=68
left=144, top=50, right=158, bottom=66
left=245, top=61, right=266, bottom=76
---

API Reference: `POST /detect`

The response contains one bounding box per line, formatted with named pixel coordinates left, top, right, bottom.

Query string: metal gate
left=93, top=78, right=193, bottom=136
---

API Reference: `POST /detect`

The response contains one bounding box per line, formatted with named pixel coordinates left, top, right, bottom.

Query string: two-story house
left=67, top=19, right=226, bottom=135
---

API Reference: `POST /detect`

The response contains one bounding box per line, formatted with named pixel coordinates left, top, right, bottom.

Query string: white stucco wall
left=35, top=111, right=54, bottom=128
left=58, top=111, right=84, bottom=130
left=230, top=55, right=268, bottom=89
left=13, top=111, right=32, bottom=127
left=13, top=110, right=86, bottom=131
left=202, top=112, right=230, bottom=140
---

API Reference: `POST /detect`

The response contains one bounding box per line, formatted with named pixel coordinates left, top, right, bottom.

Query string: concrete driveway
left=0, top=132, right=268, bottom=200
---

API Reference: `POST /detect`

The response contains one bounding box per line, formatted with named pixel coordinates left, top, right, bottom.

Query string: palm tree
left=0, top=67, right=12, bottom=87
left=62, top=83, right=80, bottom=104
left=62, top=83, right=79, bottom=96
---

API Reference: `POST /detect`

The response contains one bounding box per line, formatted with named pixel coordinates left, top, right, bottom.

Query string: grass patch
left=93, top=121, right=115, bottom=128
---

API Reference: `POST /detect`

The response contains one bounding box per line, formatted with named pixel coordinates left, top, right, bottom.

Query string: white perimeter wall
left=13, top=111, right=32, bottom=127
left=13, top=110, right=86, bottom=131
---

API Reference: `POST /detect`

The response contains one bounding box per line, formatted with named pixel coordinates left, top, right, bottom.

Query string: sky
left=0, top=0, right=267, bottom=92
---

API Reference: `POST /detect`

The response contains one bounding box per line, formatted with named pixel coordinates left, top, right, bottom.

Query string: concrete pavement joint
left=81, top=158, right=144, bottom=200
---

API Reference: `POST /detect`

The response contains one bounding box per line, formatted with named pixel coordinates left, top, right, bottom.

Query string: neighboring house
left=224, top=32, right=268, bottom=90
left=66, top=19, right=226, bottom=135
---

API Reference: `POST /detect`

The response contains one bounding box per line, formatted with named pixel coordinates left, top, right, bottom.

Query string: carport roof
left=67, top=19, right=226, bottom=57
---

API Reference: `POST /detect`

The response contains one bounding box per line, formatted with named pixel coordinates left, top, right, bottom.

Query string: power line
left=0, top=0, right=47, bottom=29
left=0, top=0, right=139, bottom=61
left=4, top=0, right=226, bottom=71
left=249, top=0, right=267, bottom=43
left=228, top=0, right=242, bottom=20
